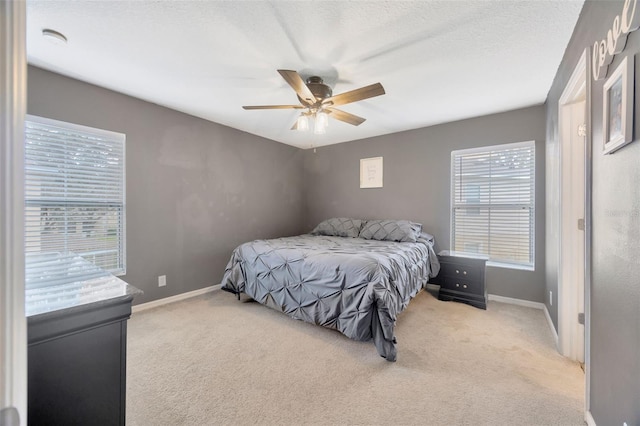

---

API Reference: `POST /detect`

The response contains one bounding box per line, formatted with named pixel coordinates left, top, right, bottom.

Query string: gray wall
left=27, top=66, right=305, bottom=304
left=303, top=106, right=546, bottom=302
left=546, top=1, right=640, bottom=423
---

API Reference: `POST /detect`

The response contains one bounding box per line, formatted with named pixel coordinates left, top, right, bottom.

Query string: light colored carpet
left=126, top=289, right=584, bottom=425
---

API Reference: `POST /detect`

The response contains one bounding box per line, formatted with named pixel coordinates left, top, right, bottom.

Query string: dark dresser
left=26, top=254, right=142, bottom=426
left=430, top=250, right=488, bottom=309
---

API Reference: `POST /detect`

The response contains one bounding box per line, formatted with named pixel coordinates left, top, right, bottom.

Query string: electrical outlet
left=158, top=275, right=166, bottom=287
left=549, top=291, right=553, bottom=306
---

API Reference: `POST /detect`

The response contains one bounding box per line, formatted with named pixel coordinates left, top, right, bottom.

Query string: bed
left=220, top=218, right=440, bottom=361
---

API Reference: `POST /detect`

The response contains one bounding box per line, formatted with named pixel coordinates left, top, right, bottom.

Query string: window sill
left=486, top=261, right=534, bottom=272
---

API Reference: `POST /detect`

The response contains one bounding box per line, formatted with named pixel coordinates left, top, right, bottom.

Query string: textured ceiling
left=26, top=1, right=584, bottom=149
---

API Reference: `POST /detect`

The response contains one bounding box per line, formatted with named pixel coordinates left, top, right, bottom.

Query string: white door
left=560, top=99, right=586, bottom=363
left=1, top=0, right=27, bottom=424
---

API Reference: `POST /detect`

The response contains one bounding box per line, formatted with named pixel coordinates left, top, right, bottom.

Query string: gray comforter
left=221, top=234, right=439, bottom=361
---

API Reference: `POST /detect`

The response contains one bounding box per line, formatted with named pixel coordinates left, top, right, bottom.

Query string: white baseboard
left=132, top=284, right=221, bottom=313
left=487, top=294, right=545, bottom=310
left=585, top=410, right=596, bottom=426
left=543, top=304, right=559, bottom=346
left=487, top=294, right=559, bottom=345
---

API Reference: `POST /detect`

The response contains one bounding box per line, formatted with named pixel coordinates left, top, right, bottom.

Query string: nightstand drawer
left=439, top=262, right=482, bottom=281
left=439, top=277, right=481, bottom=295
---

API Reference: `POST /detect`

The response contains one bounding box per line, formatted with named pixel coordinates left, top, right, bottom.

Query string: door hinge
left=578, top=312, right=585, bottom=325
left=578, top=218, right=585, bottom=231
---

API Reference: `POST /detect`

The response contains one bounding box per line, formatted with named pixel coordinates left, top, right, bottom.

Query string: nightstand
left=430, top=250, right=488, bottom=310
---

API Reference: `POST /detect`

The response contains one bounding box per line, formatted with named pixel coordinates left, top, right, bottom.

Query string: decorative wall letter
left=593, top=0, right=640, bottom=80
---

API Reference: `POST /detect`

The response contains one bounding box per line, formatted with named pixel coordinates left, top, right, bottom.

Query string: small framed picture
left=360, top=157, right=383, bottom=188
left=603, top=55, right=634, bottom=154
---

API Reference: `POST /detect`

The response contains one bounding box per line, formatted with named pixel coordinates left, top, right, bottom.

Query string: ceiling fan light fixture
left=296, top=113, right=309, bottom=131
left=314, top=111, right=328, bottom=135
left=317, top=110, right=328, bottom=128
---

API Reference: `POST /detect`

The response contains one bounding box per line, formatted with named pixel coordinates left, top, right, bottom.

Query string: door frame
left=0, top=0, right=27, bottom=424
left=557, top=48, right=591, bottom=416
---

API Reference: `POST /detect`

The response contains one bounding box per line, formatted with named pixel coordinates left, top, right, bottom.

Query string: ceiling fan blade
left=326, top=108, right=366, bottom=126
left=242, top=105, right=304, bottom=110
left=322, top=83, right=385, bottom=107
left=277, top=69, right=317, bottom=106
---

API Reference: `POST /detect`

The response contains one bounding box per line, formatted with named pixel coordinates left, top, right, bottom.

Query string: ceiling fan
left=242, top=70, right=385, bottom=134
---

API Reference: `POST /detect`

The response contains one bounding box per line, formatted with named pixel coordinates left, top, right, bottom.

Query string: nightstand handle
left=455, top=269, right=460, bottom=274
left=463, top=284, right=467, bottom=289
left=463, top=271, right=467, bottom=275
left=455, top=283, right=460, bottom=287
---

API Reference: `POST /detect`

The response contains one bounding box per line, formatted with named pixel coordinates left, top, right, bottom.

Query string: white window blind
left=451, top=141, right=535, bottom=269
left=24, top=115, right=126, bottom=275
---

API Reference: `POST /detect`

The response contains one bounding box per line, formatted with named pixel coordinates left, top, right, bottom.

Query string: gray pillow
left=359, top=219, right=423, bottom=242
left=311, top=217, right=364, bottom=238
left=419, top=232, right=434, bottom=244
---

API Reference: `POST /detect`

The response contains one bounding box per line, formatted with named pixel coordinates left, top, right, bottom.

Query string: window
left=24, top=115, right=126, bottom=275
left=451, top=141, right=535, bottom=269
